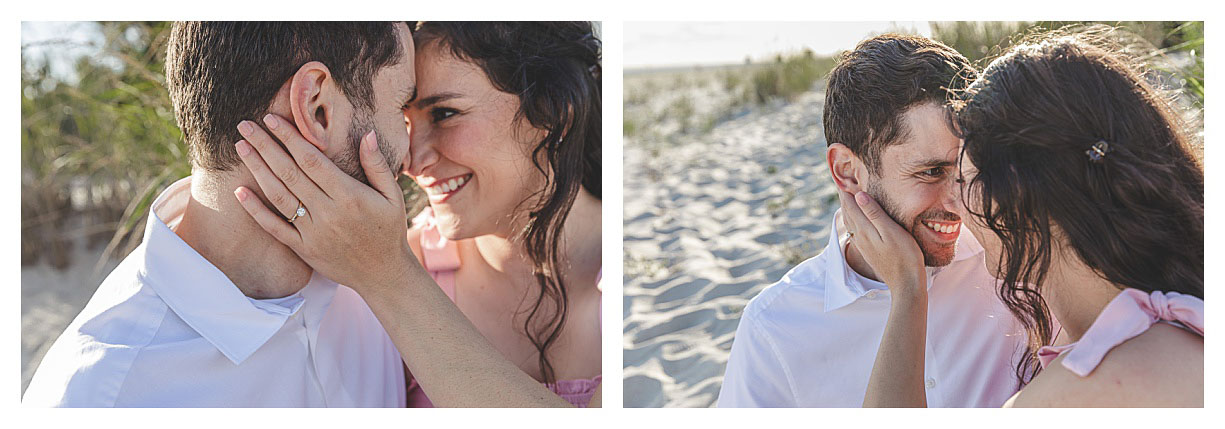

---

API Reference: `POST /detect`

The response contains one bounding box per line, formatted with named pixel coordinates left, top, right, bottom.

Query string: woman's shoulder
left=1013, top=323, right=1203, bottom=407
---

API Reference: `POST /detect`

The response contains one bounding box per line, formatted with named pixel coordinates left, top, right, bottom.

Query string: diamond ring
left=287, top=202, right=307, bottom=223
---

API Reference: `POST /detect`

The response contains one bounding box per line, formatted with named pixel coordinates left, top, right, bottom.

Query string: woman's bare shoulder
left=1011, top=324, right=1203, bottom=407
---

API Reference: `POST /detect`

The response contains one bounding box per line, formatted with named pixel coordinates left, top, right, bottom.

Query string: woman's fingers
left=234, top=186, right=304, bottom=250
left=839, top=190, right=881, bottom=243
left=235, top=140, right=301, bottom=219
left=854, top=191, right=905, bottom=241
left=236, top=119, right=331, bottom=206
left=357, top=130, right=404, bottom=204
left=257, top=113, right=353, bottom=199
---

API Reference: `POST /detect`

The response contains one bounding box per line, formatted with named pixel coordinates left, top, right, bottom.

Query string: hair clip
left=1086, top=139, right=1111, bottom=163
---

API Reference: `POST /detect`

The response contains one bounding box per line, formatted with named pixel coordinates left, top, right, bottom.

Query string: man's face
left=863, top=102, right=963, bottom=267
left=331, top=22, right=416, bottom=184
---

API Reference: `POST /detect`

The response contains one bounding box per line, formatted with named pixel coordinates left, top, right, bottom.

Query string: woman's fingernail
left=364, top=131, right=377, bottom=152
left=237, top=121, right=252, bottom=135
left=235, top=140, right=250, bottom=156
left=234, top=188, right=249, bottom=202
left=855, top=191, right=870, bottom=206
left=263, top=114, right=278, bottom=130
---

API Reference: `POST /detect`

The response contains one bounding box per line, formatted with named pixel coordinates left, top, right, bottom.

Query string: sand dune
left=623, top=83, right=839, bottom=407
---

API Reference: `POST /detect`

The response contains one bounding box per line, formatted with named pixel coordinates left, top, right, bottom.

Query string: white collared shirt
left=717, top=210, right=1026, bottom=407
left=22, top=177, right=405, bottom=407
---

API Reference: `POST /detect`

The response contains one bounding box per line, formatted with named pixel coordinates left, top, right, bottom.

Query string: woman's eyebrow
left=404, top=85, right=418, bottom=103
left=413, top=92, right=462, bottom=109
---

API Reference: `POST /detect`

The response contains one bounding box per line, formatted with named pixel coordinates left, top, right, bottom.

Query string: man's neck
left=173, top=171, right=313, bottom=299
left=844, top=236, right=882, bottom=283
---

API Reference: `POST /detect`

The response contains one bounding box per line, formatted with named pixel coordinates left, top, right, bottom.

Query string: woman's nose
left=406, top=119, right=439, bottom=177
left=943, top=177, right=964, bottom=215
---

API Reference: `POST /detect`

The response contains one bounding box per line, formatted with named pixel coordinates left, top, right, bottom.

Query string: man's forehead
left=882, top=104, right=959, bottom=167
left=374, top=28, right=416, bottom=95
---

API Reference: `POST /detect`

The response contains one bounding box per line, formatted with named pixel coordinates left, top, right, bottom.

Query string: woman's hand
left=232, top=114, right=417, bottom=291
left=837, top=191, right=927, bottom=295
left=230, top=115, right=577, bottom=407
left=840, top=190, right=930, bottom=407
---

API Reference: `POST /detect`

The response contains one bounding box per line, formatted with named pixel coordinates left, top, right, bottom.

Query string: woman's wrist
left=356, top=243, right=425, bottom=297
left=888, top=274, right=928, bottom=301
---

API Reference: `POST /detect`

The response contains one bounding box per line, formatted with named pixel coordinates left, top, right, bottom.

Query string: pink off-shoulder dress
left=405, top=207, right=601, bottom=408
left=1038, top=288, right=1204, bottom=377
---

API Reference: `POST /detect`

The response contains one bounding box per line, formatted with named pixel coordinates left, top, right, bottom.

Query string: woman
left=232, top=21, right=602, bottom=407
left=849, top=28, right=1203, bottom=407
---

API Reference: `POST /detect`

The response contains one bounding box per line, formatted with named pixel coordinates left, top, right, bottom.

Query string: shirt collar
left=138, top=177, right=338, bottom=365
left=821, top=209, right=986, bottom=313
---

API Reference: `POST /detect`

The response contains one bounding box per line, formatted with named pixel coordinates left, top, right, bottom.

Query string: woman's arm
left=363, top=260, right=573, bottom=407
left=837, top=191, right=929, bottom=408
left=863, top=286, right=928, bottom=407
left=232, top=115, right=573, bottom=407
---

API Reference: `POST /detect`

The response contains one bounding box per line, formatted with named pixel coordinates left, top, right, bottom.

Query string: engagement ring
left=288, top=203, right=307, bottom=223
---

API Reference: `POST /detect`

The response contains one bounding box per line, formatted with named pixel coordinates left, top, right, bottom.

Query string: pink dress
left=1038, top=288, right=1204, bottom=377
left=405, top=207, right=601, bottom=408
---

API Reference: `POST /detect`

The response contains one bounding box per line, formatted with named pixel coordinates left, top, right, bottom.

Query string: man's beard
left=334, top=110, right=400, bottom=186
left=865, top=180, right=960, bottom=267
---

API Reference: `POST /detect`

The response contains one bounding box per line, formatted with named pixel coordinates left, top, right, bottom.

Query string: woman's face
left=957, top=146, right=1006, bottom=279
left=403, top=42, right=547, bottom=240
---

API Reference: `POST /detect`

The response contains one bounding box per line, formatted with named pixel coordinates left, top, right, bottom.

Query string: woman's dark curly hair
left=954, top=26, right=1203, bottom=384
left=412, top=21, right=601, bottom=384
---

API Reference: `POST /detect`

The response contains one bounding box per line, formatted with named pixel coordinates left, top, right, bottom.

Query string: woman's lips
left=422, top=173, right=473, bottom=203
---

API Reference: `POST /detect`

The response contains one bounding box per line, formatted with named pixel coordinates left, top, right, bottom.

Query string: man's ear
left=288, top=61, right=343, bottom=152
left=827, top=143, right=866, bottom=193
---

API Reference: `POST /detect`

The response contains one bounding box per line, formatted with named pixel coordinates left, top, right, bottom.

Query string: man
left=23, top=22, right=416, bottom=407
left=717, top=34, right=1028, bottom=407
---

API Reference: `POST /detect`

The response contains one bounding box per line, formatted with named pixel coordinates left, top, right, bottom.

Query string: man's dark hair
left=166, top=22, right=405, bottom=171
left=823, top=33, right=974, bottom=172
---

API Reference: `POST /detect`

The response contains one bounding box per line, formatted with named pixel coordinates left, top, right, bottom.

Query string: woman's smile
left=419, top=173, right=473, bottom=203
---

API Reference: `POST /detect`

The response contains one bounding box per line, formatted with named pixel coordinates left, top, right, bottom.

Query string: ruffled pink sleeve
left=1038, top=289, right=1203, bottom=376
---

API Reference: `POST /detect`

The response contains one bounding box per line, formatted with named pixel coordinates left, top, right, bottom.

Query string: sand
left=21, top=238, right=121, bottom=395
left=622, top=74, right=839, bottom=407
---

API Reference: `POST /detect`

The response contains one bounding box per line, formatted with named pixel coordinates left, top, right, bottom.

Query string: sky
left=625, top=21, right=933, bottom=69
left=21, top=21, right=106, bottom=83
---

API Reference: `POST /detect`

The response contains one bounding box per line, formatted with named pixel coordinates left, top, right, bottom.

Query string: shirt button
left=925, top=378, right=936, bottom=389
left=865, top=290, right=879, bottom=299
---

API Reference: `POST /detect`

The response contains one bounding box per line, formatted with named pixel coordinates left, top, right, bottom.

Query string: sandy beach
left=21, top=237, right=120, bottom=395
left=622, top=69, right=839, bottom=407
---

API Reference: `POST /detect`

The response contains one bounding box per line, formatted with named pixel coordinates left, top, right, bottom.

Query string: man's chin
left=921, top=245, right=956, bottom=267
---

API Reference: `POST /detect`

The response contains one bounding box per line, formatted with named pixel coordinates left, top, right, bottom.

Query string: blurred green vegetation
left=22, top=22, right=184, bottom=270
left=22, top=22, right=424, bottom=272
left=750, top=49, right=836, bottom=104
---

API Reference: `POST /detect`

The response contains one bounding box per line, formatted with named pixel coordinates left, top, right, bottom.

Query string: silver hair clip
left=1086, top=140, right=1111, bottom=163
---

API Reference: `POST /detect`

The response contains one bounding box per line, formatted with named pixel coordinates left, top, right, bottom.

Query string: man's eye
left=923, top=167, right=944, bottom=177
